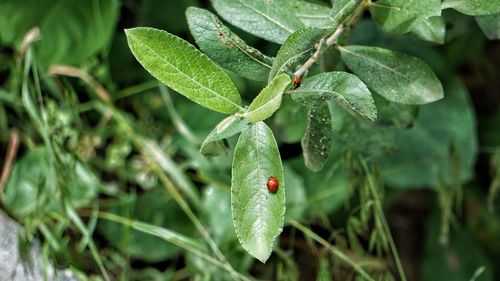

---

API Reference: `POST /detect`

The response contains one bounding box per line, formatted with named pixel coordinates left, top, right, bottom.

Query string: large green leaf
left=339, top=45, right=443, bottom=105
left=410, top=16, right=446, bottom=44
left=370, top=0, right=441, bottom=33
left=475, top=13, right=500, bottom=39
left=377, top=78, right=477, bottom=189
left=0, top=0, right=118, bottom=64
left=246, top=74, right=291, bottom=123
left=292, top=72, right=377, bottom=121
left=232, top=122, right=285, bottom=262
left=443, top=0, right=500, bottom=16
left=186, top=7, right=273, bottom=81
left=125, top=27, right=242, bottom=114
left=211, top=0, right=304, bottom=43
left=273, top=0, right=331, bottom=27
left=269, top=27, right=327, bottom=81
left=301, top=102, right=333, bottom=172
left=200, top=116, right=250, bottom=156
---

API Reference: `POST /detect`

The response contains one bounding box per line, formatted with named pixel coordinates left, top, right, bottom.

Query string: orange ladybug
left=266, top=176, right=279, bottom=193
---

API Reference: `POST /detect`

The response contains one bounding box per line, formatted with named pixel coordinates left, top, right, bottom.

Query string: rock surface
left=0, top=211, right=79, bottom=281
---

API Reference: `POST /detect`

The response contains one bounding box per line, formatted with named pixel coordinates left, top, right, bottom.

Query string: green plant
left=1, top=0, right=499, bottom=280
left=125, top=0, right=498, bottom=266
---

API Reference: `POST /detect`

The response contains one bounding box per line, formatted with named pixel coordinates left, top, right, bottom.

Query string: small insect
left=266, top=176, right=279, bottom=193
left=293, top=76, right=302, bottom=89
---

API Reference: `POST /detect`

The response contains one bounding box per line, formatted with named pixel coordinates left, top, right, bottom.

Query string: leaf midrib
left=210, top=17, right=272, bottom=69
left=129, top=32, right=243, bottom=111
left=237, top=0, right=295, bottom=34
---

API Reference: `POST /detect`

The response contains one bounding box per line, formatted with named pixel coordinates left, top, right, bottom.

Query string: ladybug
left=293, top=76, right=302, bottom=89
left=266, top=176, right=279, bottom=193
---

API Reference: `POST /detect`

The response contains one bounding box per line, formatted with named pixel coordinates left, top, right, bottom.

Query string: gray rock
left=0, top=211, right=80, bottom=281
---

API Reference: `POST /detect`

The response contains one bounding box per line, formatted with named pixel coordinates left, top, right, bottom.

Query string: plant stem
left=293, top=0, right=366, bottom=79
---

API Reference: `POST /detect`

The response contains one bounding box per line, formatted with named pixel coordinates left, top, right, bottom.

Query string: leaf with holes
left=301, top=102, right=333, bottom=172
left=211, top=0, right=304, bottom=43
left=126, top=27, right=242, bottom=114
left=339, top=45, right=443, bottom=105
left=246, top=74, right=291, bottom=123
left=292, top=72, right=377, bottom=121
left=186, top=7, right=273, bottom=81
left=232, top=122, right=285, bottom=263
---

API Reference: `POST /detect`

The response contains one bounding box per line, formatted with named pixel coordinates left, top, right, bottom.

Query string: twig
left=294, top=25, right=345, bottom=78
left=0, top=129, right=20, bottom=194
left=293, top=0, right=366, bottom=79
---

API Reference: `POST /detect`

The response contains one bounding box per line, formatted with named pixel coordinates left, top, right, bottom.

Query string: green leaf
left=269, top=27, right=327, bottom=81
left=475, top=13, right=500, bottom=39
left=339, top=45, right=443, bottom=105
left=0, top=0, right=119, bottom=64
left=377, top=78, right=477, bottom=189
left=211, top=0, right=304, bottom=43
left=3, top=148, right=55, bottom=217
left=273, top=97, right=308, bottom=143
left=232, top=122, right=285, bottom=263
left=200, top=116, right=250, bottom=156
left=370, top=0, right=441, bottom=33
left=443, top=0, right=500, bottom=16
left=186, top=7, right=273, bottom=81
left=273, top=0, right=331, bottom=27
left=246, top=74, right=291, bottom=123
left=301, top=102, right=333, bottom=172
left=292, top=72, right=377, bottom=121
left=410, top=16, right=446, bottom=44
left=125, top=27, right=242, bottom=114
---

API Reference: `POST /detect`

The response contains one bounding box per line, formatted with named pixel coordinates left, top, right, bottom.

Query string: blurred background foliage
left=0, top=0, right=499, bottom=280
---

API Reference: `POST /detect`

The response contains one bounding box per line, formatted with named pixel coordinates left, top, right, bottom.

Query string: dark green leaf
left=0, top=0, right=119, bottom=64
left=246, top=74, right=291, bottom=122
left=211, top=0, right=304, bottom=43
left=200, top=116, right=250, bottom=156
left=377, top=78, right=477, bottom=188
left=475, top=13, right=500, bottom=39
left=443, top=0, right=500, bottom=16
left=125, top=27, right=242, bottom=114
left=339, top=45, right=444, bottom=105
left=410, top=16, right=446, bottom=44
left=292, top=72, right=377, bottom=121
left=232, top=122, right=285, bottom=262
left=301, top=102, right=333, bottom=172
left=370, top=0, right=441, bottom=33
left=186, top=7, right=273, bottom=81
left=269, top=27, right=327, bottom=81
